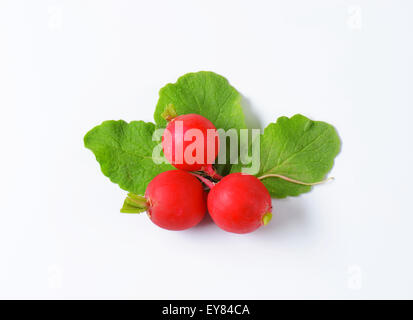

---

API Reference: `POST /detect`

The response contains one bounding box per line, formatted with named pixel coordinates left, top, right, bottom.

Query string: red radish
left=162, top=113, right=221, bottom=179
left=207, top=173, right=273, bottom=234
left=121, top=170, right=206, bottom=231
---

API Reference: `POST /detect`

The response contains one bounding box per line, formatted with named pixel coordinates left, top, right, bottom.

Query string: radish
left=121, top=170, right=206, bottom=231
left=162, top=113, right=221, bottom=179
left=207, top=173, right=273, bottom=234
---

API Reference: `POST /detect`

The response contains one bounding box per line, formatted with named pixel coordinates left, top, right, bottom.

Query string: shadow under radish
left=193, top=211, right=215, bottom=229
left=240, top=95, right=262, bottom=130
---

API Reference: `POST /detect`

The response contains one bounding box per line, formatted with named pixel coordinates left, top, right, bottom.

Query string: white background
left=1, top=0, right=412, bottom=299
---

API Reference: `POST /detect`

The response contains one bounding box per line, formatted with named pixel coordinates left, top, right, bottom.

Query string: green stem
left=258, top=174, right=334, bottom=186
left=161, top=103, right=178, bottom=121
left=262, top=212, right=272, bottom=226
left=120, top=193, right=148, bottom=214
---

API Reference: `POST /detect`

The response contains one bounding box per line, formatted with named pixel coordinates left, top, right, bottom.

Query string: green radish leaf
left=231, top=114, right=341, bottom=198
left=154, top=71, right=247, bottom=175
left=84, top=120, right=174, bottom=195
left=154, top=71, right=246, bottom=131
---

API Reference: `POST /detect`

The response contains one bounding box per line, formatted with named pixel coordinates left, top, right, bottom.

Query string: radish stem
left=203, top=163, right=223, bottom=180
left=190, top=173, right=216, bottom=189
